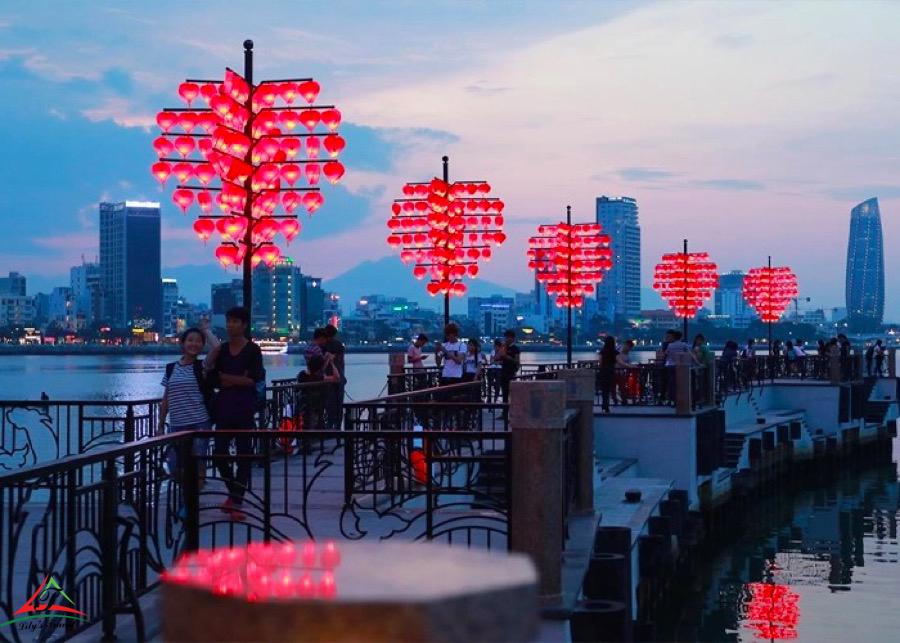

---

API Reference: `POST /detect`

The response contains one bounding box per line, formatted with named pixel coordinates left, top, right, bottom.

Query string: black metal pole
left=682, top=238, right=689, bottom=340
left=768, top=255, right=772, bottom=357
left=567, top=205, right=573, bottom=366
left=242, top=40, right=254, bottom=335
left=442, top=155, right=450, bottom=329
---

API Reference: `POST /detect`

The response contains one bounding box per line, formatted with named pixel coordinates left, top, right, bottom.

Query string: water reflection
left=690, top=446, right=900, bottom=642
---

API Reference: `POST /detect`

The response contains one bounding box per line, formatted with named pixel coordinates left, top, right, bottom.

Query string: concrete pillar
left=675, top=364, right=692, bottom=415
left=829, top=354, right=841, bottom=385
left=388, top=352, right=406, bottom=394
left=509, top=380, right=566, bottom=602
left=557, top=368, right=595, bottom=514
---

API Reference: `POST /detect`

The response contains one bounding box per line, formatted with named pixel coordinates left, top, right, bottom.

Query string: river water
left=1, top=354, right=898, bottom=641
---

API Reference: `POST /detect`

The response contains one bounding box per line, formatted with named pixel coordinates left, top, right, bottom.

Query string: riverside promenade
left=1, top=351, right=897, bottom=641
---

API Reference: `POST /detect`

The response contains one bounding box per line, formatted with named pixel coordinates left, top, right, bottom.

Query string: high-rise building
left=468, top=295, right=515, bottom=336
left=210, top=279, right=243, bottom=329
left=161, top=278, right=179, bottom=337
left=595, top=197, right=640, bottom=322
left=846, top=197, right=885, bottom=332
left=0, top=272, right=26, bottom=296
left=251, top=258, right=302, bottom=334
left=299, top=274, right=325, bottom=334
left=0, top=295, right=34, bottom=327
left=48, top=287, right=75, bottom=329
left=714, top=270, right=752, bottom=328
left=70, top=261, right=101, bottom=328
left=99, top=201, right=162, bottom=330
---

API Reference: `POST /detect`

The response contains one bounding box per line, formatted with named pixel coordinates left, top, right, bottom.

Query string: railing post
left=101, top=459, right=119, bottom=642
left=509, top=379, right=566, bottom=603
left=182, top=438, right=200, bottom=552
left=123, top=404, right=135, bottom=502
left=704, top=361, right=716, bottom=406
left=889, top=349, right=897, bottom=378
left=557, top=368, right=595, bottom=514
left=675, top=364, right=692, bottom=415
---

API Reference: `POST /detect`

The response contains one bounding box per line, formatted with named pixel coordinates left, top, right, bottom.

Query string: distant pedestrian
left=598, top=336, right=618, bottom=413
left=693, top=334, right=713, bottom=366
left=874, top=339, right=885, bottom=376
left=497, top=330, right=521, bottom=418
left=865, top=343, right=875, bottom=376
left=487, top=338, right=504, bottom=401
left=323, top=324, right=345, bottom=430
left=407, top=334, right=429, bottom=371
left=721, top=340, right=739, bottom=391
left=40, top=392, right=49, bottom=401
left=462, top=338, right=487, bottom=383
left=435, top=323, right=465, bottom=386
left=616, top=339, right=640, bottom=404
left=296, top=354, right=341, bottom=432
left=208, top=307, right=263, bottom=521
left=662, top=330, right=691, bottom=403
left=304, top=327, right=327, bottom=363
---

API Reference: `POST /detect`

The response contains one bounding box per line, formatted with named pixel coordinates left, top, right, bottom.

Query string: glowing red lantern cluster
left=527, top=223, right=612, bottom=308
left=387, top=178, right=507, bottom=296
left=162, top=541, right=341, bottom=602
left=743, top=582, right=800, bottom=641
left=152, top=69, right=345, bottom=269
left=653, top=251, right=719, bottom=318
left=742, top=266, right=799, bottom=323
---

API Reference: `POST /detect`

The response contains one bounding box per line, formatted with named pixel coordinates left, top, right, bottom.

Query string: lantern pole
left=566, top=205, right=573, bottom=366
left=442, top=155, right=450, bottom=329
left=767, top=255, right=773, bottom=358
left=682, top=238, right=689, bottom=340
left=241, top=39, right=254, bottom=336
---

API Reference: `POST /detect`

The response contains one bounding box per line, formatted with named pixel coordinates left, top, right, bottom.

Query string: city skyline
left=0, top=2, right=898, bottom=317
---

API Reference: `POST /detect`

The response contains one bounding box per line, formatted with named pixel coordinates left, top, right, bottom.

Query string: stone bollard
left=557, top=368, right=596, bottom=514
left=509, top=379, right=566, bottom=602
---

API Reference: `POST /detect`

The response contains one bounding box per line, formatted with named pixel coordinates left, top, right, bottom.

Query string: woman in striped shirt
left=157, top=320, right=219, bottom=482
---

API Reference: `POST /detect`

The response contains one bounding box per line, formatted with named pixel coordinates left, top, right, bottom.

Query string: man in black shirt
left=208, top=307, right=263, bottom=520
left=498, top=329, right=521, bottom=419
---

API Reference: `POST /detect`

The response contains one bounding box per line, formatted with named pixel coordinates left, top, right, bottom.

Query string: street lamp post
left=387, top=156, right=507, bottom=328
left=151, top=40, right=346, bottom=330
left=527, top=207, right=612, bottom=365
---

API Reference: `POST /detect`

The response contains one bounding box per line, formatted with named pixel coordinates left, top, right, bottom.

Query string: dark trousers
left=500, top=374, right=514, bottom=417
left=599, top=368, right=615, bottom=411
left=326, top=380, right=344, bottom=430
left=214, top=412, right=255, bottom=505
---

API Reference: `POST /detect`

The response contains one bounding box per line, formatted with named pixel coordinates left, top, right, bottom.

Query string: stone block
left=509, top=380, right=566, bottom=430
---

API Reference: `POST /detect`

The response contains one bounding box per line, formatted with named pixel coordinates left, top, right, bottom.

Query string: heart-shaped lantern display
left=151, top=57, right=344, bottom=271
left=742, top=264, right=798, bottom=322
left=653, top=246, right=719, bottom=318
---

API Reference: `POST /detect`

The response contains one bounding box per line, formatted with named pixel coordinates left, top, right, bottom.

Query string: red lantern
left=300, top=109, right=321, bottom=131
left=172, top=189, right=194, bottom=212
left=281, top=219, right=301, bottom=243
left=322, top=134, right=345, bottom=158
left=282, top=191, right=301, bottom=214
left=178, top=82, right=200, bottom=106
left=281, top=138, right=301, bottom=159
left=153, top=137, right=174, bottom=157
left=322, top=161, right=344, bottom=185
left=193, top=218, right=215, bottom=243
left=152, top=161, right=172, bottom=184
left=321, top=109, right=341, bottom=131
left=302, top=192, right=324, bottom=214
left=305, top=163, right=321, bottom=186
left=297, top=80, right=320, bottom=104
left=215, top=244, right=239, bottom=268
left=156, top=111, right=178, bottom=132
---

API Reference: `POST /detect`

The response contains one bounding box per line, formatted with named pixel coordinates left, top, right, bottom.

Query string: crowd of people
left=406, top=323, right=521, bottom=411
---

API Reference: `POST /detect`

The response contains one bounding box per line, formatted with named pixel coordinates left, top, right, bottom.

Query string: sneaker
left=220, top=498, right=234, bottom=515
left=231, top=507, right=246, bottom=522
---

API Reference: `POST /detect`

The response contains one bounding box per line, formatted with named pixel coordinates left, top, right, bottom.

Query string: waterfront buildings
left=595, top=196, right=641, bottom=322
left=0, top=272, right=26, bottom=297
left=0, top=294, right=34, bottom=327
left=299, top=274, right=325, bottom=335
left=251, top=259, right=302, bottom=335
left=161, top=279, right=179, bottom=337
left=48, top=286, right=75, bottom=330
left=99, top=201, right=162, bottom=331
left=70, top=261, right=101, bottom=329
left=468, top=295, right=515, bottom=336
left=210, top=279, right=243, bottom=329
left=846, top=197, right=885, bottom=332
left=714, top=270, right=753, bottom=328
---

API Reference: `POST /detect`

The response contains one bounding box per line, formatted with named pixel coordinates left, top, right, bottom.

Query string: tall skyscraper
left=70, top=261, right=101, bottom=328
left=161, top=278, right=179, bottom=336
left=845, top=197, right=884, bottom=332
left=714, top=270, right=752, bottom=328
left=595, top=196, right=641, bottom=322
left=99, top=201, right=162, bottom=330
left=251, top=258, right=302, bottom=334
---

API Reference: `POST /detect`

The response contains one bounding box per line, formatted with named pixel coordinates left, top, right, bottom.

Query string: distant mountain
left=327, top=257, right=518, bottom=313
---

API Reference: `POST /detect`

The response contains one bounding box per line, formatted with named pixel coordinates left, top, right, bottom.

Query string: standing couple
left=157, top=306, right=263, bottom=521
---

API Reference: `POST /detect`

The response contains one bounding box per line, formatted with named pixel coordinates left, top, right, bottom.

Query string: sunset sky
left=1, top=1, right=898, bottom=317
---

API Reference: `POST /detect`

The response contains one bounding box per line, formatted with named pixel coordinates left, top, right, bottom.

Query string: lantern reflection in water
left=743, top=582, right=800, bottom=641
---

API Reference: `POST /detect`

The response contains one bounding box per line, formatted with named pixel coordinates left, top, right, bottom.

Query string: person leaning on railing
left=598, top=336, right=618, bottom=413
